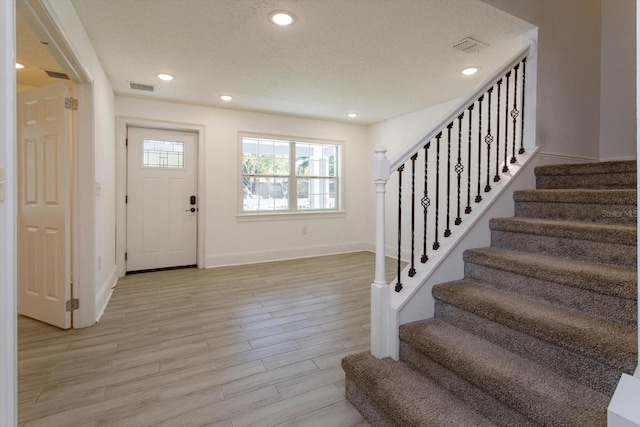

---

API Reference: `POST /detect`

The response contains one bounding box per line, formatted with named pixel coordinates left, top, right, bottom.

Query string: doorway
left=126, top=127, right=198, bottom=272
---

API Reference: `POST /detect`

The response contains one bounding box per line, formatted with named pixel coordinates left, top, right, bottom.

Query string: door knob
left=185, top=207, right=196, bottom=212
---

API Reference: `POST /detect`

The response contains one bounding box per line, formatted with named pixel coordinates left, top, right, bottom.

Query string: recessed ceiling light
left=157, top=73, right=174, bottom=81
left=15, top=63, right=25, bottom=69
left=220, top=95, right=233, bottom=101
left=461, top=67, right=479, bottom=76
left=347, top=113, right=358, bottom=118
left=269, top=11, right=295, bottom=26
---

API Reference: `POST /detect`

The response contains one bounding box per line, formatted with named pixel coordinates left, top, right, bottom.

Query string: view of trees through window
left=241, top=136, right=340, bottom=212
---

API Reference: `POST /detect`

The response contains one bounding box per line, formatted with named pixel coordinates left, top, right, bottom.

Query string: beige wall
left=600, top=0, right=636, bottom=160
left=482, top=0, right=636, bottom=161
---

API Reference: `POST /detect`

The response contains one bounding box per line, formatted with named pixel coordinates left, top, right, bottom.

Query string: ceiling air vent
left=129, top=82, right=155, bottom=92
left=45, top=70, right=70, bottom=80
left=452, top=37, right=489, bottom=53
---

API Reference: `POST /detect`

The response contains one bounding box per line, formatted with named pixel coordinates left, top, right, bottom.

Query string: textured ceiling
left=61, top=0, right=533, bottom=124
left=16, top=7, right=65, bottom=90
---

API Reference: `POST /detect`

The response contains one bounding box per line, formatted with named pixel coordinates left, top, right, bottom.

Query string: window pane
left=297, top=178, right=336, bottom=210
left=244, top=138, right=289, bottom=175
left=243, top=177, right=289, bottom=211
left=142, top=139, right=184, bottom=168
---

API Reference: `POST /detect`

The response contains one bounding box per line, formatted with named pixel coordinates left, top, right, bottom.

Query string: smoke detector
left=452, top=37, right=489, bottom=53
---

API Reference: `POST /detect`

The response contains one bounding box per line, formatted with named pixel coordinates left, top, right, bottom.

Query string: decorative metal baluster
left=433, top=133, right=442, bottom=250
left=396, top=164, right=405, bottom=292
left=475, top=95, right=484, bottom=203
left=519, top=58, right=527, bottom=154
left=485, top=87, right=494, bottom=192
left=494, top=79, right=502, bottom=182
left=510, top=63, right=520, bottom=164
left=409, top=154, right=417, bottom=278
left=503, top=71, right=511, bottom=173
left=465, top=104, right=474, bottom=214
left=444, top=123, right=453, bottom=237
left=455, top=114, right=464, bottom=225
left=421, top=143, right=430, bottom=263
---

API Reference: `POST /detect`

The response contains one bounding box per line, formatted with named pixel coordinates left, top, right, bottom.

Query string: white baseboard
left=94, top=265, right=118, bottom=323
left=537, top=151, right=599, bottom=164
left=205, top=242, right=370, bottom=268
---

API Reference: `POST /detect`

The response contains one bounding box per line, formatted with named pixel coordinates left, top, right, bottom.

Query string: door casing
left=116, top=117, right=206, bottom=278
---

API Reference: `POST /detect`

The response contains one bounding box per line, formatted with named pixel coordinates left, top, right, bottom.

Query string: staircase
left=343, top=160, right=638, bottom=426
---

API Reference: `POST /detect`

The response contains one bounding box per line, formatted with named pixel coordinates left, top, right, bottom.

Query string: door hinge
left=125, top=195, right=128, bottom=204
left=64, top=97, right=78, bottom=111
left=125, top=138, right=128, bottom=146
left=125, top=252, right=128, bottom=261
left=66, top=298, right=80, bottom=311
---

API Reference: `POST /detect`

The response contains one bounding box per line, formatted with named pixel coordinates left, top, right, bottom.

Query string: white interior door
left=127, top=127, right=197, bottom=272
left=17, top=81, right=71, bottom=329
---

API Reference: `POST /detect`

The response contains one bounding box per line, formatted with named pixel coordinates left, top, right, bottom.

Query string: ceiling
left=18, top=0, right=534, bottom=125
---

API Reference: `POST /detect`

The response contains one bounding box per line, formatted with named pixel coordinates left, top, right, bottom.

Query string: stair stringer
left=386, top=147, right=540, bottom=360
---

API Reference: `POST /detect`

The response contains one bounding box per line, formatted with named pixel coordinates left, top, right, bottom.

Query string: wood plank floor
left=18, top=252, right=398, bottom=426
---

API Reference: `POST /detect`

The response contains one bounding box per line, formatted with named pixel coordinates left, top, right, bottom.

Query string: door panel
left=127, top=127, right=197, bottom=271
left=17, top=81, right=71, bottom=329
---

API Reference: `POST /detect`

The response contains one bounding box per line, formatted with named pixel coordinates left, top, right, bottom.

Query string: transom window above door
left=240, top=134, right=342, bottom=214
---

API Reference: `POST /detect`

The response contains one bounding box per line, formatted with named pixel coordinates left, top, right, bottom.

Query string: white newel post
left=371, top=148, right=391, bottom=359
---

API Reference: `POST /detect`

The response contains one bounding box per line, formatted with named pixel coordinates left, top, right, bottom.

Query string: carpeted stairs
left=343, top=160, right=638, bottom=426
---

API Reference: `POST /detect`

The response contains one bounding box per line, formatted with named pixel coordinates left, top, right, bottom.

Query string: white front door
left=17, top=81, right=72, bottom=329
left=126, top=127, right=198, bottom=272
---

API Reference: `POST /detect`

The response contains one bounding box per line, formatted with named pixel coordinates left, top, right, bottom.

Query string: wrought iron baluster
left=485, top=87, right=493, bottom=192
left=444, top=123, right=453, bottom=237
left=465, top=104, right=474, bottom=214
left=503, top=71, right=511, bottom=173
left=510, top=63, right=520, bottom=164
left=519, top=58, right=527, bottom=154
left=455, top=114, right=464, bottom=225
left=421, top=143, right=430, bottom=263
left=494, top=79, right=502, bottom=182
left=433, top=133, right=442, bottom=250
left=409, top=154, right=417, bottom=278
left=396, top=164, right=405, bottom=292
left=475, top=95, right=484, bottom=203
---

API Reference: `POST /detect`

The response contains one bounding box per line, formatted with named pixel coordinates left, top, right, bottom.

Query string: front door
left=126, top=127, right=198, bottom=272
left=17, top=81, right=72, bottom=329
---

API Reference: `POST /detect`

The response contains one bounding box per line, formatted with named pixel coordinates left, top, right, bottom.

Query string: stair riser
left=434, top=300, right=623, bottom=395
left=536, top=173, right=636, bottom=190
left=491, top=229, right=637, bottom=266
left=345, top=379, right=397, bottom=427
left=515, top=201, right=637, bottom=225
left=399, top=341, right=541, bottom=427
left=464, top=263, right=637, bottom=327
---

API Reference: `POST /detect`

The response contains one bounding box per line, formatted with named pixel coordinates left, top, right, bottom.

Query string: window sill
left=236, top=210, right=346, bottom=222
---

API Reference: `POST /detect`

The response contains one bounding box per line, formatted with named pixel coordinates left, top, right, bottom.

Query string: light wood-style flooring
left=18, top=252, right=397, bottom=426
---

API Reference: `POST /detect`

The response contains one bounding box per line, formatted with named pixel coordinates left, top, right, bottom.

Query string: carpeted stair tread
left=432, top=280, right=637, bottom=371
left=463, top=246, right=637, bottom=300
left=400, top=319, right=610, bottom=426
left=534, top=160, right=636, bottom=177
left=514, top=189, right=637, bottom=204
left=535, top=160, right=637, bottom=190
left=342, top=351, right=496, bottom=427
left=489, top=217, right=637, bottom=245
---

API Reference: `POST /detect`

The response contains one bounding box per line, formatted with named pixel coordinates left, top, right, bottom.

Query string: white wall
left=600, top=0, right=636, bottom=161
left=482, top=0, right=603, bottom=160
left=0, top=2, right=17, bottom=426
left=43, top=0, right=116, bottom=323
left=116, top=97, right=370, bottom=267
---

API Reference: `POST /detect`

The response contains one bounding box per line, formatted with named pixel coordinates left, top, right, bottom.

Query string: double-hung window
left=241, top=134, right=341, bottom=213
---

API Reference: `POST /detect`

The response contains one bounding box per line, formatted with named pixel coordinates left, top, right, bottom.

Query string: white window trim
left=237, top=131, right=345, bottom=217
